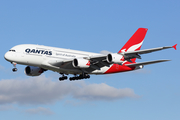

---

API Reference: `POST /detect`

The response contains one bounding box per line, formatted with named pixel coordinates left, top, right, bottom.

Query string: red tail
left=119, top=28, right=148, bottom=63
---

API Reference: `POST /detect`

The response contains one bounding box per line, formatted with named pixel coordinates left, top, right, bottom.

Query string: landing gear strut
left=12, top=62, right=17, bottom=72
left=59, top=73, right=68, bottom=81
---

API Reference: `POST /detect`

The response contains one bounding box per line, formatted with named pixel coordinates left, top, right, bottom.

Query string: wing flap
left=125, top=59, right=170, bottom=67
left=89, top=54, right=107, bottom=61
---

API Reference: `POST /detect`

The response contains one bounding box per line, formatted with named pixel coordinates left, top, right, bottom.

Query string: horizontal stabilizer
left=125, top=59, right=170, bottom=67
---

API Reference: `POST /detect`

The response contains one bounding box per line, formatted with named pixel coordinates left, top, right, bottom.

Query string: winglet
left=172, top=44, right=177, bottom=50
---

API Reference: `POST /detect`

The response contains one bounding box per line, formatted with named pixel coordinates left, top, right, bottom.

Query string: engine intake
left=25, top=66, right=44, bottom=76
left=107, top=53, right=124, bottom=64
left=72, top=58, right=90, bottom=68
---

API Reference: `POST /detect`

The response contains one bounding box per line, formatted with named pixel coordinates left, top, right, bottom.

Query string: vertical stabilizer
left=118, top=28, right=148, bottom=63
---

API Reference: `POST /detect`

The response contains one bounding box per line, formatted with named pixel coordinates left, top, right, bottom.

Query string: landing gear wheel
left=12, top=68, right=17, bottom=72
left=59, top=77, right=64, bottom=81
left=63, top=76, right=68, bottom=79
left=84, top=75, right=90, bottom=79
left=69, top=74, right=90, bottom=81
left=59, top=76, right=68, bottom=81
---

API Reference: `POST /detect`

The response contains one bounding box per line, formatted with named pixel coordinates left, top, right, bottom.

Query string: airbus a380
left=4, top=28, right=177, bottom=81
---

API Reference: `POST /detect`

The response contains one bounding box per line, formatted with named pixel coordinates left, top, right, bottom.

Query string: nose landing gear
left=12, top=62, right=17, bottom=72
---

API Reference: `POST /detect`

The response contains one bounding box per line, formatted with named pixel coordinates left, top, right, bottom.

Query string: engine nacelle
left=25, top=66, right=44, bottom=76
left=72, top=58, right=90, bottom=68
left=106, top=53, right=124, bottom=64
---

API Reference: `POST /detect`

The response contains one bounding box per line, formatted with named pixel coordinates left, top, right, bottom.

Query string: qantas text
left=25, top=48, right=52, bottom=55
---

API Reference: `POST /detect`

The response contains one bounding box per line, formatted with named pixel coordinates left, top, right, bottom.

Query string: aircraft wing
left=122, top=44, right=177, bottom=56
left=48, top=54, right=109, bottom=70
left=47, top=44, right=176, bottom=70
left=125, top=59, right=170, bottom=67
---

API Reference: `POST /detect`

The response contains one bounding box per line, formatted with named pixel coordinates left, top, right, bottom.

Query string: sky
left=0, top=0, right=180, bottom=120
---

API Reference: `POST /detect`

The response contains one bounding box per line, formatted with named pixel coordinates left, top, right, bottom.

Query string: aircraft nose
left=4, top=52, right=11, bottom=61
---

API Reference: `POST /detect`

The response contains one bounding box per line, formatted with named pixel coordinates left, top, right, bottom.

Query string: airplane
left=4, top=28, right=177, bottom=81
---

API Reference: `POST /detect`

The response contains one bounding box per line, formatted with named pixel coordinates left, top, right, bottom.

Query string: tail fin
left=118, top=28, right=148, bottom=63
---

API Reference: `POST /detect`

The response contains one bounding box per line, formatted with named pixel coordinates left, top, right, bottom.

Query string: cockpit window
left=9, top=50, right=16, bottom=52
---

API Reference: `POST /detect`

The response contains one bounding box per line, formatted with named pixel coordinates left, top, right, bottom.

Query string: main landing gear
left=69, top=73, right=90, bottom=81
left=59, top=73, right=68, bottom=81
left=58, top=73, right=90, bottom=81
left=12, top=62, right=17, bottom=72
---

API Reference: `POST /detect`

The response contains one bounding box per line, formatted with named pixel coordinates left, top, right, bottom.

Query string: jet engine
left=106, top=53, right=124, bottom=64
left=25, top=66, right=44, bottom=76
left=72, top=58, right=90, bottom=68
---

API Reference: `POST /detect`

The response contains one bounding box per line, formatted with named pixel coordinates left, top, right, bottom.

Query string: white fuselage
left=4, top=44, right=113, bottom=74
